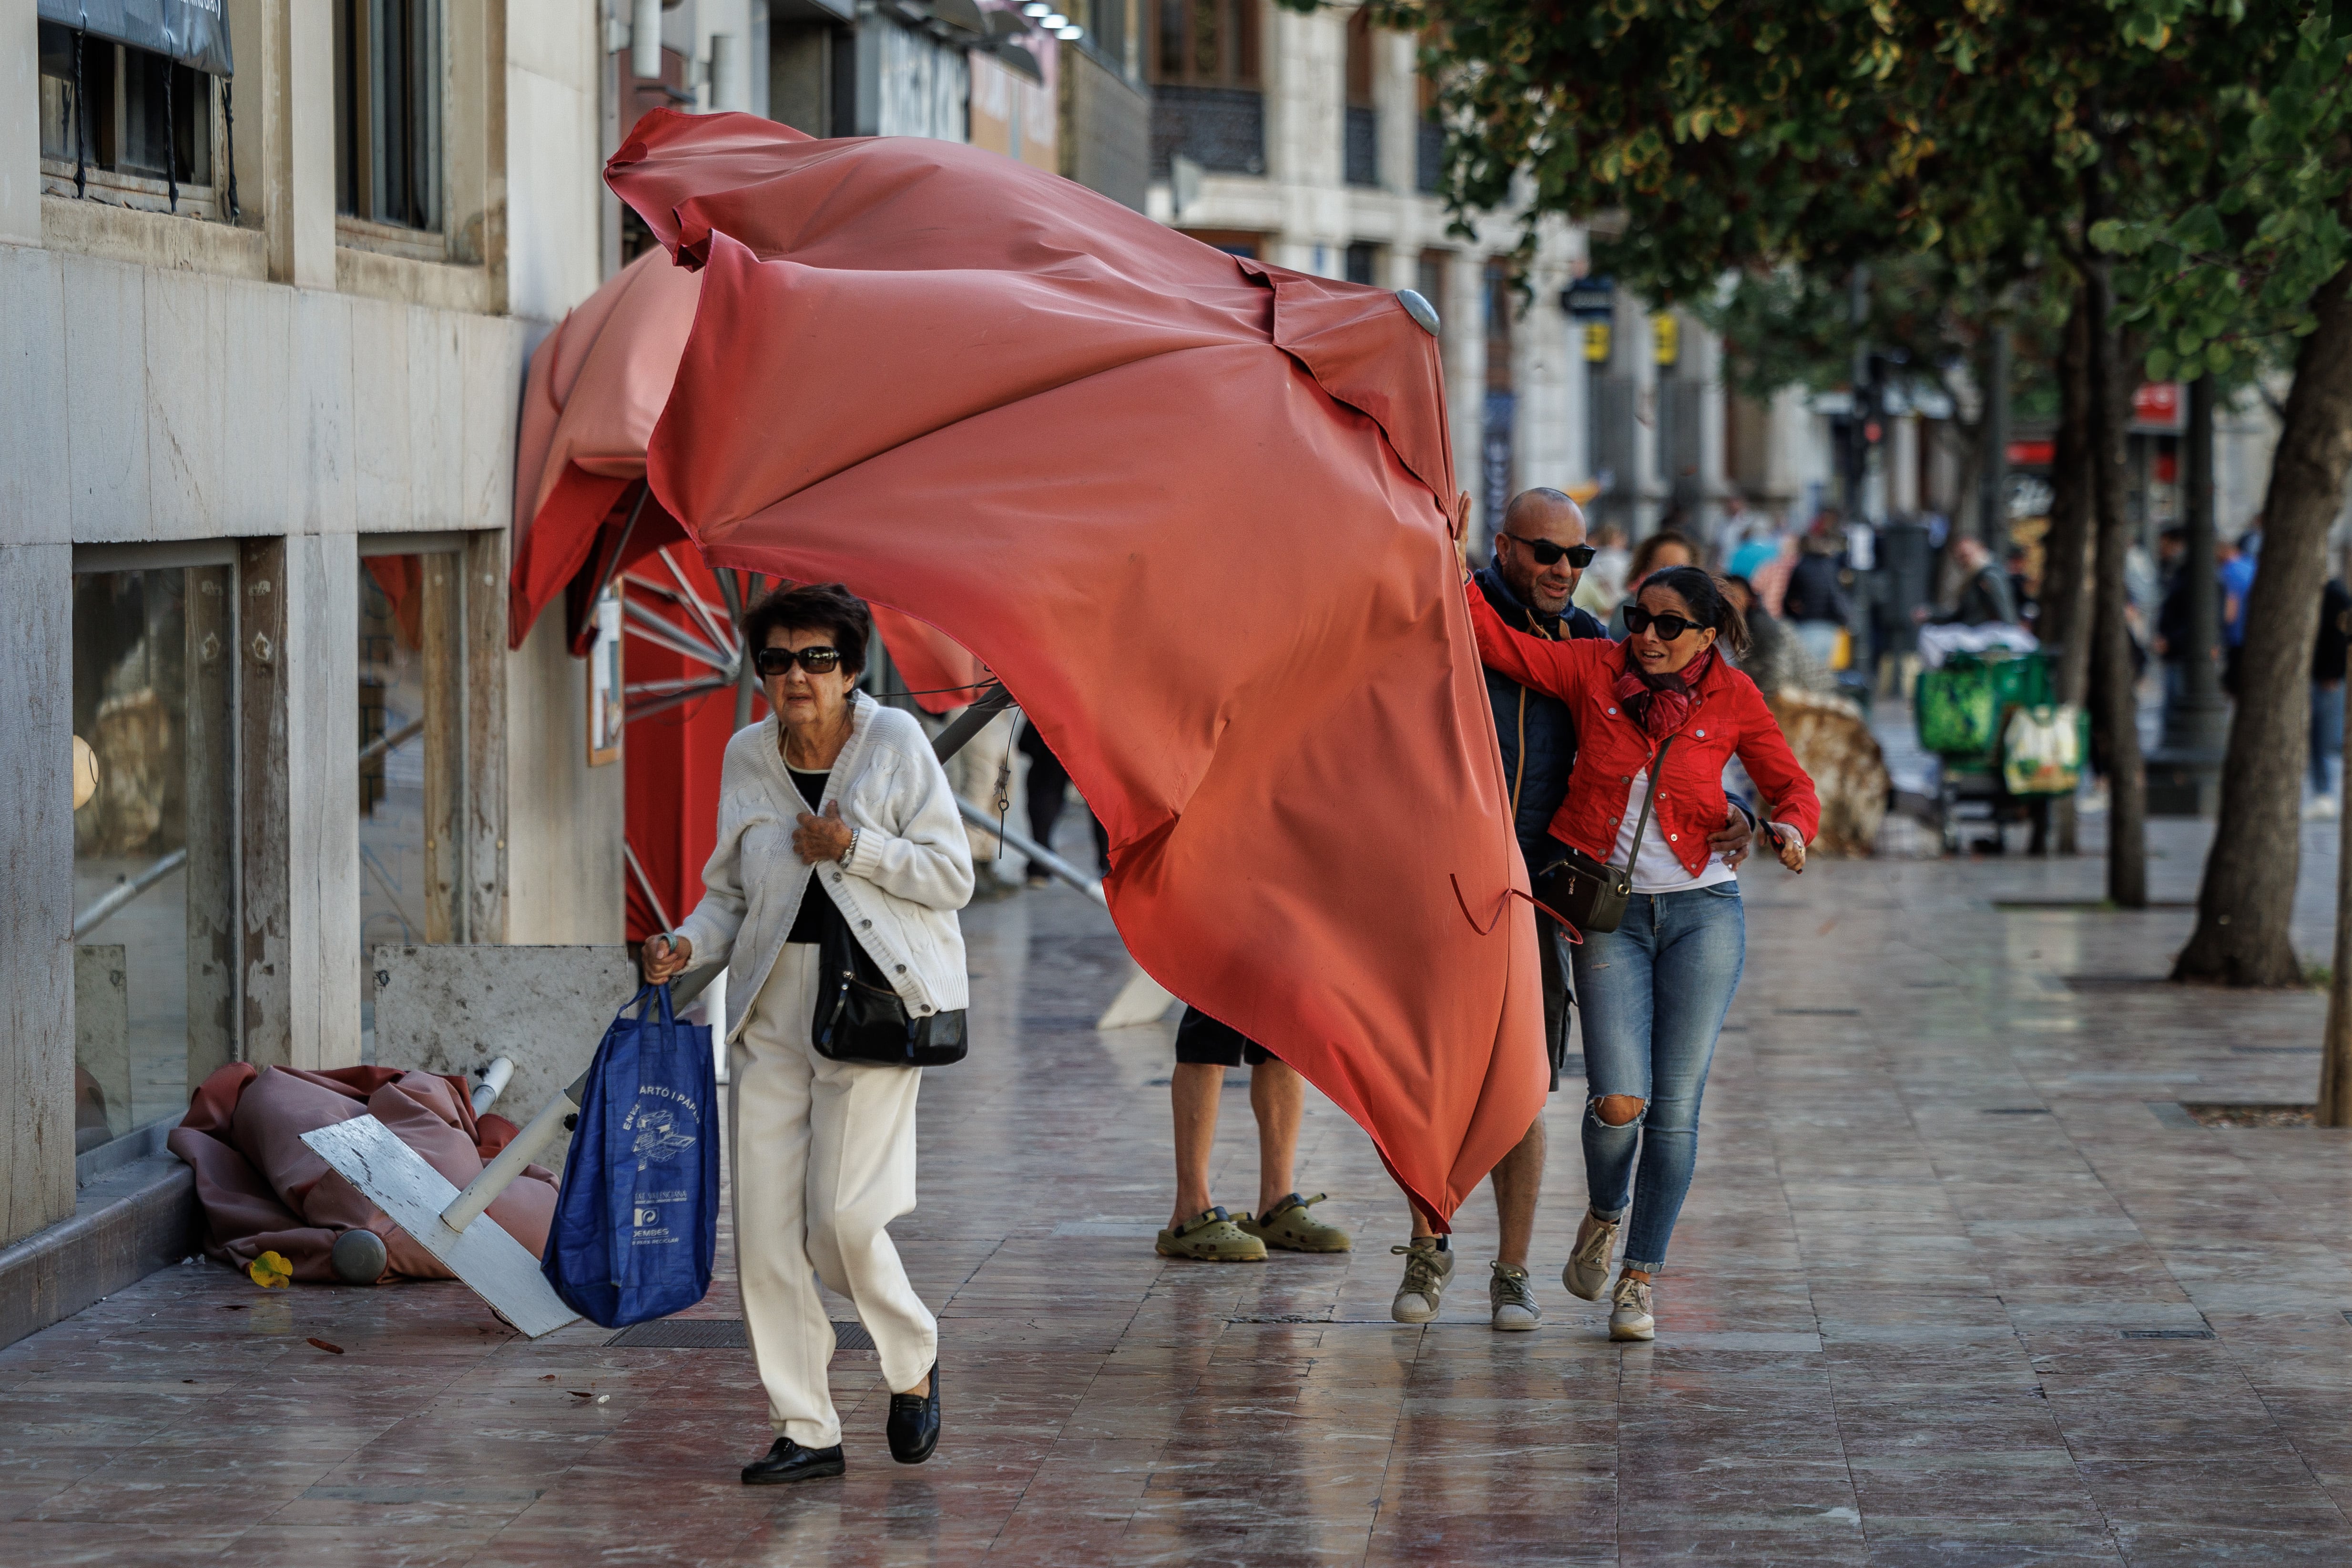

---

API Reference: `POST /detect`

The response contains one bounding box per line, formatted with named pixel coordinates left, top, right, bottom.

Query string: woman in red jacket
left=1466, top=564, right=1820, bottom=1342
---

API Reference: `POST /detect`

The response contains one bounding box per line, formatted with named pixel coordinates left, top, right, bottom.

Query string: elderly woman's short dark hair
left=742, top=582, right=870, bottom=679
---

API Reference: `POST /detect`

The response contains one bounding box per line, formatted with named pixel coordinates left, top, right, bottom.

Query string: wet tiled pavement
left=5, top=825, right=2351, bottom=1565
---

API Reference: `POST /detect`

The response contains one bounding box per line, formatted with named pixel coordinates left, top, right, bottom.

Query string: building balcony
left=1151, top=85, right=1265, bottom=178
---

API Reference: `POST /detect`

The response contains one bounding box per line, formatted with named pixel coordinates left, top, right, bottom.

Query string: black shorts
left=1175, top=1006, right=1273, bottom=1067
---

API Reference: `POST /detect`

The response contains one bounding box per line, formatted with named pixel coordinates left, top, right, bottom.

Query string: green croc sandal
left=1237, top=1192, right=1353, bottom=1253
left=1156, top=1207, right=1267, bottom=1262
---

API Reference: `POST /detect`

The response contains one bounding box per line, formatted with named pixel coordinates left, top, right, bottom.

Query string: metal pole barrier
left=957, top=797, right=1104, bottom=905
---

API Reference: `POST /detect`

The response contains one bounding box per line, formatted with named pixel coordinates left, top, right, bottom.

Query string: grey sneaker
left=1488, top=1262, right=1541, bottom=1332
left=1609, top=1273, right=1655, bottom=1341
left=1563, top=1210, right=1619, bottom=1302
left=1390, top=1240, right=1456, bottom=1324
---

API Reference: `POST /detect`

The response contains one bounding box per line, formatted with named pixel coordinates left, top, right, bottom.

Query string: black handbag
left=809, top=899, right=968, bottom=1068
left=1530, top=737, right=1673, bottom=937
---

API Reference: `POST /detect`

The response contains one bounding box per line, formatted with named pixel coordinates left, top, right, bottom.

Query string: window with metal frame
left=335, top=0, right=441, bottom=232
left=37, top=22, right=222, bottom=216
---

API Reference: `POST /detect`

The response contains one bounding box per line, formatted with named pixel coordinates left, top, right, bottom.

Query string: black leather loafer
left=886, top=1362, right=941, bottom=1464
left=741, top=1436, right=845, bottom=1485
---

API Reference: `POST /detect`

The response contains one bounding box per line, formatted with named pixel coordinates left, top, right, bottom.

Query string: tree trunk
left=2037, top=290, right=2095, bottom=854
left=2176, top=257, right=2352, bottom=987
left=2082, top=262, right=2146, bottom=907
left=1982, top=319, right=2013, bottom=553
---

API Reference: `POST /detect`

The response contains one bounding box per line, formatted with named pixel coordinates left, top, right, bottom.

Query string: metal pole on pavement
left=2148, top=376, right=2226, bottom=815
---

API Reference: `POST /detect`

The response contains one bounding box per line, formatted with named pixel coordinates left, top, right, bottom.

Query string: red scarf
left=1614, top=644, right=1714, bottom=739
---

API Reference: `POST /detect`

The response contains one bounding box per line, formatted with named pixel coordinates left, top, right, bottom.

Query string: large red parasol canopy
left=606, top=110, right=1543, bottom=1222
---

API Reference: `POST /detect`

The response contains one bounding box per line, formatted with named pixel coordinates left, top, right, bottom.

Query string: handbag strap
left=629, top=983, right=678, bottom=1027
left=1613, top=736, right=1676, bottom=873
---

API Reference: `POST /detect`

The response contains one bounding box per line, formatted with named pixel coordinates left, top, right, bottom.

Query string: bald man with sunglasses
left=1390, top=489, right=1753, bottom=1332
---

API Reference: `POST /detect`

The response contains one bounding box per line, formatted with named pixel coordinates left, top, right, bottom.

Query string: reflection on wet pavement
left=3, top=833, right=2349, bottom=1564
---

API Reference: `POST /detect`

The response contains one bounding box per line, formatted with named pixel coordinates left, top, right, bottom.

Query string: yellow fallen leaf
left=248, top=1250, right=293, bottom=1289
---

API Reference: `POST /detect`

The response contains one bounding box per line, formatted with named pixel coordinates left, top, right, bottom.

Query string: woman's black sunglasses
left=1503, top=534, right=1599, bottom=569
left=754, top=646, right=844, bottom=676
left=1623, top=606, right=1705, bottom=641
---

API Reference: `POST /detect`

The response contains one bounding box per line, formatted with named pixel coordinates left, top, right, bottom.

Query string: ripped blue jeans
left=1570, top=883, right=1745, bottom=1273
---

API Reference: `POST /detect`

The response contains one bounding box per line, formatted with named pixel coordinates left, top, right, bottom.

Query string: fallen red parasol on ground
left=604, top=110, right=1543, bottom=1223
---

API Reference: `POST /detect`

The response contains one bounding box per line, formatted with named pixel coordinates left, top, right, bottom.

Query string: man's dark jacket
left=1474, top=565, right=1608, bottom=866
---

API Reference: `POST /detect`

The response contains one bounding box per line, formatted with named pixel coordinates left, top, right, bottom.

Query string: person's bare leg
left=1249, top=1059, right=1305, bottom=1216
left=1490, top=1117, right=1546, bottom=1269
left=1169, top=1062, right=1226, bottom=1226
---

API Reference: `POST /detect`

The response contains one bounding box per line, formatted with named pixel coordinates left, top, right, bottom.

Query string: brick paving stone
left=1, top=815, right=2350, bottom=1563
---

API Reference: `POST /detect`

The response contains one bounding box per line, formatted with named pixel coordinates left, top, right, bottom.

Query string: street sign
left=1651, top=313, right=1679, bottom=367
left=1560, top=275, right=1615, bottom=320
left=1583, top=322, right=1611, bottom=363
left=2131, top=381, right=2185, bottom=432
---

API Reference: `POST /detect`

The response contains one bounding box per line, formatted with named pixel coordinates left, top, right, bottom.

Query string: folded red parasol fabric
left=603, top=111, right=1543, bottom=1223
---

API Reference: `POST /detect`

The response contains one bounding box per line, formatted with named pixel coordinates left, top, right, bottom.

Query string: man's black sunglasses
left=1623, top=605, right=1704, bottom=641
left=1502, top=534, right=1598, bottom=569
left=753, top=645, right=845, bottom=676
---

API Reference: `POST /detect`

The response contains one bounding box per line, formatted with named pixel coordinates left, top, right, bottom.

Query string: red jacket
left=1466, top=581, right=1822, bottom=876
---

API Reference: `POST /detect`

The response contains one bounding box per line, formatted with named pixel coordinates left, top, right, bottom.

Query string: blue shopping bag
left=541, top=984, right=719, bottom=1328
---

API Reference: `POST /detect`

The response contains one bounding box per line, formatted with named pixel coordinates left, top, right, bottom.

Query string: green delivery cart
left=1913, top=649, right=2058, bottom=854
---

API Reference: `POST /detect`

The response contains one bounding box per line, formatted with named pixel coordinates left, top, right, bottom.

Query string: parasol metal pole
left=586, top=482, right=652, bottom=615
left=931, top=684, right=1018, bottom=764
left=438, top=963, right=723, bottom=1233
left=717, top=569, right=758, bottom=729
left=957, top=795, right=1101, bottom=906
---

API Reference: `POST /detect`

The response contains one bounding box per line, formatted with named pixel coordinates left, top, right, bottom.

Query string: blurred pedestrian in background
left=1606, top=530, right=1700, bottom=639
left=2155, top=526, right=2192, bottom=724
left=1723, top=576, right=1828, bottom=699
left=2310, top=574, right=2351, bottom=819
left=1016, top=725, right=1109, bottom=883
left=1782, top=513, right=1853, bottom=668
left=1925, top=536, right=2019, bottom=628
left=1572, top=522, right=1631, bottom=620
left=2222, top=522, right=2260, bottom=697
left=1726, top=521, right=1782, bottom=586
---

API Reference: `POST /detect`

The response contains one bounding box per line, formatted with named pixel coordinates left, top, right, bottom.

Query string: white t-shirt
left=1610, top=771, right=1738, bottom=893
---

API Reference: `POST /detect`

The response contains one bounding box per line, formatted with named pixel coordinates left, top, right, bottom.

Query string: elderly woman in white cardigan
left=644, top=582, right=973, bottom=1485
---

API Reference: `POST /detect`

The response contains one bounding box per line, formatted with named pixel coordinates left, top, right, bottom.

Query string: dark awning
left=39, top=0, right=233, bottom=77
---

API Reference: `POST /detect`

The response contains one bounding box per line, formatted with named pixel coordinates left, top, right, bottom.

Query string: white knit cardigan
left=673, top=692, right=975, bottom=1040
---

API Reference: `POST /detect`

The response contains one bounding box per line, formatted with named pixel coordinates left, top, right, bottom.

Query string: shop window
left=71, top=566, right=236, bottom=1155
left=37, top=23, right=220, bottom=214
left=357, top=550, right=463, bottom=1058
left=336, top=0, right=441, bottom=231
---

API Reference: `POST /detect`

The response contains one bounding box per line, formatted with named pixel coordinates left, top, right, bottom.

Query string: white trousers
left=731, top=943, right=936, bottom=1447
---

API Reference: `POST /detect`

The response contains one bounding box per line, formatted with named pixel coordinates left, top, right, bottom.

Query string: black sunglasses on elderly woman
left=753, top=645, right=844, bottom=676
left=1623, top=605, right=1706, bottom=641
left=1502, top=534, right=1599, bottom=569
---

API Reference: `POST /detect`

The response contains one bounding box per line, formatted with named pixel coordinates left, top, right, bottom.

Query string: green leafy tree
left=1342, top=0, right=2348, bottom=915
left=2080, top=13, right=2352, bottom=998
